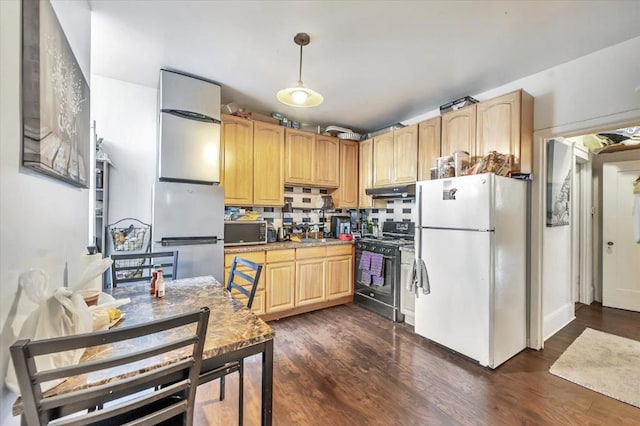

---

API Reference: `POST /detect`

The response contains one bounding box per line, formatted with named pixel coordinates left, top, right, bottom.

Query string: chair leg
left=219, top=376, right=225, bottom=401
left=238, top=360, right=244, bottom=426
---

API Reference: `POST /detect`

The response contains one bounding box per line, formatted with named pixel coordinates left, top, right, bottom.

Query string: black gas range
left=354, top=221, right=414, bottom=322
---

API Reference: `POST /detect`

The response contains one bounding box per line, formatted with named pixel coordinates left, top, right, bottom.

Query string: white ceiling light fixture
left=277, top=33, right=323, bottom=108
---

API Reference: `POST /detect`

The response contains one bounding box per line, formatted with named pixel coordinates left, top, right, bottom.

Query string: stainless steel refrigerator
left=152, top=182, right=224, bottom=282
left=414, top=173, right=527, bottom=368
left=152, top=69, right=224, bottom=281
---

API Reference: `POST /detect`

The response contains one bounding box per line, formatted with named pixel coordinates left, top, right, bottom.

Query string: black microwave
left=224, top=221, right=268, bottom=246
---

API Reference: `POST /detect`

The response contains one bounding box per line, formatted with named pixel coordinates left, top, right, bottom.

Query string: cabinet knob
left=607, top=241, right=614, bottom=246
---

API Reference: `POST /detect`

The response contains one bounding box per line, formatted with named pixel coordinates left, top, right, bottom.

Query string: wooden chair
left=111, top=251, right=178, bottom=287
left=199, top=256, right=263, bottom=425
left=11, top=307, right=210, bottom=426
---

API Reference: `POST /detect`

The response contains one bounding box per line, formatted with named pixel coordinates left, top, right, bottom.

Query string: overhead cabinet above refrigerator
left=158, top=69, right=221, bottom=184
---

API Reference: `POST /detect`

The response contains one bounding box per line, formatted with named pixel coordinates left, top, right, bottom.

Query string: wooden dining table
left=13, top=275, right=275, bottom=425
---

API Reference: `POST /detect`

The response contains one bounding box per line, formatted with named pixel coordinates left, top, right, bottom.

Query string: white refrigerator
left=152, top=181, right=224, bottom=282
left=414, top=173, right=527, bottom=368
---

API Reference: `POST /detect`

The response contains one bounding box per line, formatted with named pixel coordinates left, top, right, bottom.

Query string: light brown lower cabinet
left=264, top=249, right=295, bottom=313
left=295, top=258, right=326, bottom=306
left=326, top=254, right=353, bottom=300
left=224, top=251, right=266, bottom=315
left=226, top=244, right=354, bottom=320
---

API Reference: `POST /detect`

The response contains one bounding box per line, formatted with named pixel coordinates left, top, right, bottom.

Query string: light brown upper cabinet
left=284, top=129, right=339, bottom=187
left=284, top=128, right=315, bottom=185
left=417, top=116, right=442, bottom=181
left=222, top=115, right=254, bottom=206
left=441, top=104, right=477, bottom=159
left=372, top=132, right=395, bottom=187
left=372, top=124, right=418, bottom=187
left=393, top=124, right=418, bottom=184
left=358, top=138, right=374, bottom=209
left=333, top=139, right=359, bottom=208
left=253, top=121, right=284, bottom=206
left=314, top=135, right=340, bottom=187
left=476, top=89, right=533, bottom=174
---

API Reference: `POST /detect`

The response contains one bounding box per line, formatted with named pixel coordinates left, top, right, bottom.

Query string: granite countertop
left=13, top=276, right=274, bottom=416
left=225, top=239, right=354, bottom=254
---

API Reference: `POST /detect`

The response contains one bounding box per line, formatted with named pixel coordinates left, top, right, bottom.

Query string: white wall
left=0, top=0, right=91, bottom=423
left=90, top=75, right=158, bottom=224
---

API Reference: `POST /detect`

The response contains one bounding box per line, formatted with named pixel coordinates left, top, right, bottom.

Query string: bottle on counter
left=150, top=264, right=160, bottom=295
left=156, top=268, right=165, bottom=298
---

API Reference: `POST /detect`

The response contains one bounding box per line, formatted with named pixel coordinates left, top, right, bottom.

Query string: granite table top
left=225, top=239, right=354, bottom=254
left=13, top=276, right=274, bottom=416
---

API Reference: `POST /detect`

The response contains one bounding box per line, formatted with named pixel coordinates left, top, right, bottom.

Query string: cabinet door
left=222, top=115, right=254, bottom=205
left=266, top=261, right=296, bottom=313
left=358, top=139, right=374, bottom=208
left=334, top=140, right=358, bottom=208
left=284, top=129, right=315, bottom=185
left=372, top=132, right=394, bottom=187
left=476, top=90, right=525, bottom=172
left=441, top=104, right=476, bottom=159
left=253, top=122, right=284, bottom=205
left=418, top=117, right=441, bottom=181
left=326, top=255, right=353, bottom=300
left=295, top=258, right=325, bottom=306
left=314, top=135, right=340, bottom=187
left=394, top=124, right=418, bottom=183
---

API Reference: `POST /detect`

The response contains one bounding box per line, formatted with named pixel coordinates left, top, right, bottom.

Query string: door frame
left=571, top=144, right=593, bottom=305
left=529, top=109, right=640, bottom=350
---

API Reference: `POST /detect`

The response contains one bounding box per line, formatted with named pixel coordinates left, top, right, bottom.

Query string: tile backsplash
left=226, top=187, right=416, bottom=232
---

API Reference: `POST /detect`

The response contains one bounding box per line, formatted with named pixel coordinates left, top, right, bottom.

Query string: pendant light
left=277, top=33, right=324, bottom=108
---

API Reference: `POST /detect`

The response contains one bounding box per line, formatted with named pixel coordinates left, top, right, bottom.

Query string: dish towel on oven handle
left=370, top=253, right=385, bottom=286
left=409, top=257, right=430, bottom=295
left=359, top=251, right=372, bottom=286
left=359, top=250, right=372, bottom=270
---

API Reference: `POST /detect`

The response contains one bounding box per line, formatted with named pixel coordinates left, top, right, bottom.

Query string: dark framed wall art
left=22, top=0, right=90, bottom=188
left=546, top=139, right=571, bottom=227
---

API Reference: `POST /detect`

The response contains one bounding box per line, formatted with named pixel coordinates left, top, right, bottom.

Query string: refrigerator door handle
left=161, top=109, right=221, bottom=124
left=158, top=236, right=219, bottom=246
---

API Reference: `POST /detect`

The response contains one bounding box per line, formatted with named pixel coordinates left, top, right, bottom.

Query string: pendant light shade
left=277, top=33, right=323, bottom=108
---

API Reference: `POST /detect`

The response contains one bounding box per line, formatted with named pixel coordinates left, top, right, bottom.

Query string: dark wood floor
left=194, top=302, right=640, bottom=425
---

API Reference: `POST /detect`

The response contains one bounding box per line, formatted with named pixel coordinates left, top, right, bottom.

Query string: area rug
left=549, top=328, right=640, bottom=408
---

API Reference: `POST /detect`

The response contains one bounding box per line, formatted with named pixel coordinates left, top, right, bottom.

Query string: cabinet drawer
left=225, top=251, right=265, bottom=267
left=326, top=244, right=353, bottom=257
left=266, top=249, right=295, bottom=263
left=296, top=247, right=327, bottom=260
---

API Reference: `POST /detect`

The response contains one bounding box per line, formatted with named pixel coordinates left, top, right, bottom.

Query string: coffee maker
left=331, top=216, right=352, bottom=239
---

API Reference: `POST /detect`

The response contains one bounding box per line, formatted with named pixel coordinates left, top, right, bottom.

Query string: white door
left=415, top=228, right=492, bottom=366
left=602, top=160, right=640, bottom=312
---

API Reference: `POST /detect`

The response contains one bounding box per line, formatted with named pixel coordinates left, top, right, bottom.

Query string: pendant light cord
left=298, top=43, right=303, bottom=85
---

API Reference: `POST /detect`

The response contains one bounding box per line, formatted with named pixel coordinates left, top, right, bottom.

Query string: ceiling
left=89, top=0, right=640, bottom=133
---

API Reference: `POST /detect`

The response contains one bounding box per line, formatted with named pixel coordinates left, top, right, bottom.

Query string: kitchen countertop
left=225, top=239, right=354, bottom=254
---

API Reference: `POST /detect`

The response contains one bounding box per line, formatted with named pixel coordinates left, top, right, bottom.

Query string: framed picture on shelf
left=21, top=0, right=90, bottom=188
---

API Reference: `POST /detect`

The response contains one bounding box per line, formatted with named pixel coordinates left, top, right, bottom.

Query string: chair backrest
left=226, top=256, right=263, bottom=309
left=111, top=251, right=178, bottom=287
left=11, top=307, right=209, bottom=426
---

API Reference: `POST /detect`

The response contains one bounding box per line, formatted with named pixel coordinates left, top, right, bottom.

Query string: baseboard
left=543, top=302, right=575, bottom=341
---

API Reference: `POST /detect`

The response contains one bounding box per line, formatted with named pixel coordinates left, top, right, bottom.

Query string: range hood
left=158, top=69, right=221, bottom=184
left=366, top=183, right=416, bottom=199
